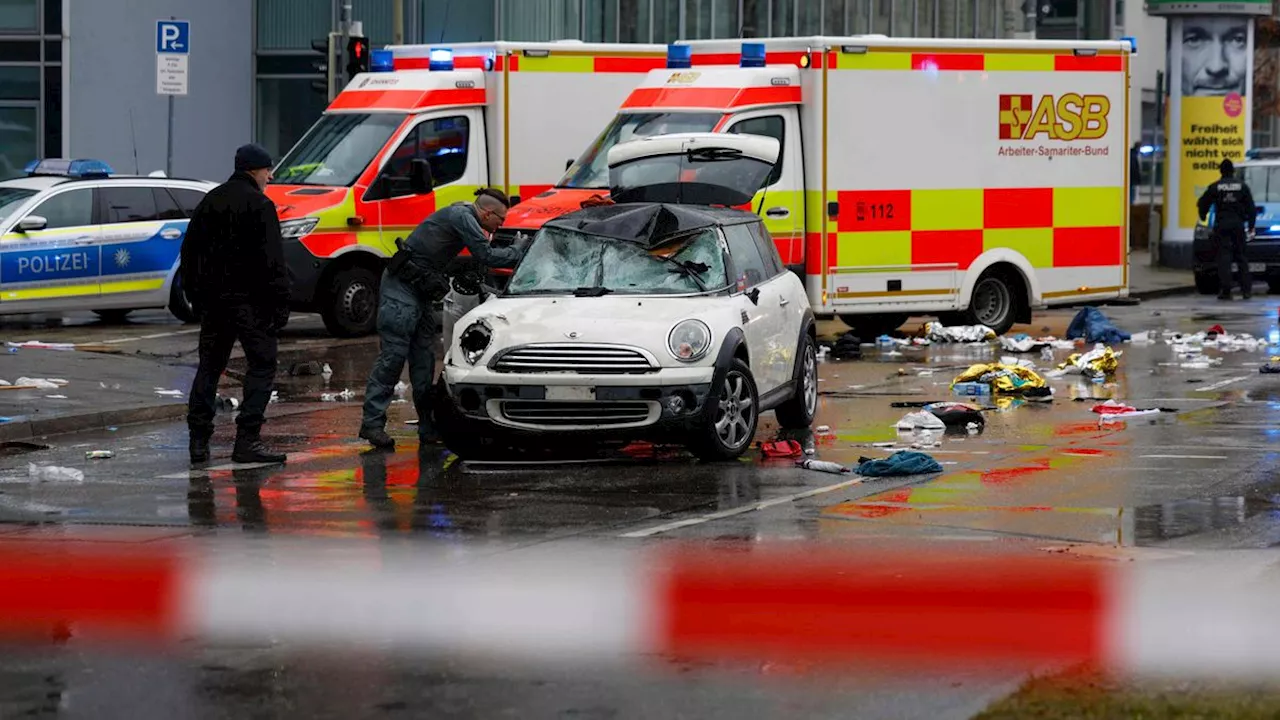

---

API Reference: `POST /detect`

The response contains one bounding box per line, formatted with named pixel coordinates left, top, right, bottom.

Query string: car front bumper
left=1192, top=227, right=1280, bottom=276
left=441, top=366, right=716, bottom=437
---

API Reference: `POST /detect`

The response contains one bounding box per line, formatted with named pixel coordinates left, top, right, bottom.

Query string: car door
left=747, top=218, right=805, bottom=374
left=722, top=222, right=786, bottom=394
left=97, top=185, right=179, bottom=306
left=362, top=111, right=484, bottom=248
left=0, top=186, right=100, bottom=308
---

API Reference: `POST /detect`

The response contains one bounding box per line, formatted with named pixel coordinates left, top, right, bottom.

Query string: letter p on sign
left=156, top=20, right=189, bottom=54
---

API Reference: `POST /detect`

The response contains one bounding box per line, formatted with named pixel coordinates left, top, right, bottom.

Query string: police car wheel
left=168, top=273, right=199, bottom=324
left=322, top=267, right=379, bottom=337
left=93, top=309, right=133, bottom=324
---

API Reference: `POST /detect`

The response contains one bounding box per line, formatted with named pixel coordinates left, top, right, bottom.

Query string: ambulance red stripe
left=621, top=86, right=802, bottom=110
left=327, top=88, right=487, bottom=112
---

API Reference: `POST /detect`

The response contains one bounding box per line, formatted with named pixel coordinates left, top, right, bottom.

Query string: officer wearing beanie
left=181, top=143, right=291, bottom=465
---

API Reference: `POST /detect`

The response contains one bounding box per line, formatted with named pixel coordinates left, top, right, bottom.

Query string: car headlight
left=668, top=319, right=711, bottom=362
left=459, top=320, right=492, bottom=365
left=280, top=217, right=319, bottom=239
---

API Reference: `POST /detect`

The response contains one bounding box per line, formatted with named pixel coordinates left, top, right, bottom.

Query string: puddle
left=1132, top=495, right=1278, bottom=544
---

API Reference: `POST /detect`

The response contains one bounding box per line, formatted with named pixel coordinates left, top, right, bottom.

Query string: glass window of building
left=619, top=0, right=651, bottom=41
left=0, top=0, right=37, bottom=33
left=713, top=0, right=740, bottom=38
left=741, top=0, right=769, bottom=36
left=0, top=106, right=35, bottom=179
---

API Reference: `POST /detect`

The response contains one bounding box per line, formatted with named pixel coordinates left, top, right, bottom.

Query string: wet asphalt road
left=3, top=296, right=1280, bottom=718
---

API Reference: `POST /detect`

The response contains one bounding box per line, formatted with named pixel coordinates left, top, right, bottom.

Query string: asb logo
left=999, top=94, right=1110, bottom=141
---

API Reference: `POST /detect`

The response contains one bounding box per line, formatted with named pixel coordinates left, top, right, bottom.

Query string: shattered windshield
left=558, top=112, right=722, bottom=190
left=272, top=113, right=405, bottom=187
left=506, top=226, right=729, bottom=296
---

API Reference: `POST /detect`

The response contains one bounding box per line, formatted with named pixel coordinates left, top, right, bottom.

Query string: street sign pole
left=156, top=18, right=190, bottom=177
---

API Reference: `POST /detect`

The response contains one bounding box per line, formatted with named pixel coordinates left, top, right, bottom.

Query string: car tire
left=690, top=358, right=759, bottom=462
left=774, top=334, right=818, bottom=429
left=1195, top=271, right=1221, bottom=295
left=964, top=269, right=1020, bottom=335
left=1269, top=279, right=1280, bottom=296
left=322, top=267, right=379, bottom=337
left=839, top=313, right=908, bottom=339
left=93, top=309, right=134, bottom=324
left=168, top=272, right=200, bottom=324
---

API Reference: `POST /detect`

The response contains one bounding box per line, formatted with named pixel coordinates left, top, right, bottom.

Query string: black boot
left=189, top=434, right=210, bottom=464
left=232, top=432, right=286, bottom=464
left=1218, top=291, right=1233, bottom=300
left=359, top=427, right=396, bottom=449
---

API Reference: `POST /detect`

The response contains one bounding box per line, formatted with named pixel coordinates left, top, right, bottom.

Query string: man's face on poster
left=1181, top=16, right=1248, bottom=97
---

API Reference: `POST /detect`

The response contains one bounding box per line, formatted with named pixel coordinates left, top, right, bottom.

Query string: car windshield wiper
left=651, top=253, right=710, bottom=292
left=573, top=286, right=613, bottom=297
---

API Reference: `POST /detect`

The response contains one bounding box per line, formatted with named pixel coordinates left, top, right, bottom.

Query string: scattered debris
left=829, top=331, right=863, bottom=360
left=924, top=321, right=996, bottom=344
left=154, top=388, right=184, bottom=397
left=1066, top=306, right=1130, bottom=344
left=855, top=451, right=944, bottom=477
left=951, top=362, right=1047, bottom=395
left=321, top=389, right=356, bottom=402
left=84, top=450, right=114, bottom=460
left=795, top=458, right=849, bottom=474
left=924, top=401, right=985, bottom=428
left=895, top=411, right=946, bottom=432
left=760, top=440, right=803, bottom=458
left=1054, top=344, right=1120, bottom=379
left=27, top=463, right=84, bottom=482
left=16, top=377, right=68, bottom=391
left=6, top=340, right=75, bottom=351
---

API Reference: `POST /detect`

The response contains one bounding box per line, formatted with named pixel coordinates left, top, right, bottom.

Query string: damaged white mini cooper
left=436, top=133, right=817, bottom=460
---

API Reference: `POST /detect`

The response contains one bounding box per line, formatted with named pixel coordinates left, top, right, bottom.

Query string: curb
left=1129, top=284, right=1196, bottom=301
left=0, top=402, right=189, bottom=443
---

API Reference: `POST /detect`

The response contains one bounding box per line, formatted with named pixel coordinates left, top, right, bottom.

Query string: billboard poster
left=1167, top=15, right=1254, bottom=230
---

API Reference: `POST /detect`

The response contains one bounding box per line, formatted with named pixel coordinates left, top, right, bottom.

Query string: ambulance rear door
left=720, top=106, right=806, bottom=277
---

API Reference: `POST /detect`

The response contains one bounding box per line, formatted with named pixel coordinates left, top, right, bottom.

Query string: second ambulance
left=501, top=36, right=1133, bottom=336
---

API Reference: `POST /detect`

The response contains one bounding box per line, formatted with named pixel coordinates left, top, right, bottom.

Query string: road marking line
left=1193, top=376, right=1250, bottom=392
left=155, top=448, right=342, bottom=479
left=619, top=477, right=866, bottom=538
left=102, top=328, right=202, bottom=345
left=1139, top=454, right=1229, bottom=460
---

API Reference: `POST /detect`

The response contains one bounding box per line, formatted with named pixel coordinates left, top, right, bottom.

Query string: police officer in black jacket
left=181, top=144, right=291, bottom=465
left=1198, top=157, right=1259, bottom=300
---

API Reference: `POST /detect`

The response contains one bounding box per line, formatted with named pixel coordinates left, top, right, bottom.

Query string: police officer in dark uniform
left=182, top=144, right=291, bottom=465
left=1198, top=158, right=1258, bottom=300
left=358, top=188, right=521, bottom=450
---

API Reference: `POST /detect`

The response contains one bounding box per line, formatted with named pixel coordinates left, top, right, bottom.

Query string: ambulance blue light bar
left=667, top=44, right=691, bottom=69
left=1121, top=36, right=1137, bottom=54
left=371, top=49, right=394, bottom=72
left=741, top=43, right=766, bottom=68
left=429, top=48, right=454, bottom=71
left=24, top=158, right=114, bottom=178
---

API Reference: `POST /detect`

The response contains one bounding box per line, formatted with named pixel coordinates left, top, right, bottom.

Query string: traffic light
left=345, top=36, right=370, bottom=81
left=311, top=33, right=338, bottom=100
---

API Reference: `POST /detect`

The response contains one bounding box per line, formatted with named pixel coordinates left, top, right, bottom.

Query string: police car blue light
left=24, top=158, right=114, bottom=178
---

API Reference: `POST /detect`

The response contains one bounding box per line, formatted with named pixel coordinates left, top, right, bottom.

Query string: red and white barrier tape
left=2, top=541, right=1278, bottom=677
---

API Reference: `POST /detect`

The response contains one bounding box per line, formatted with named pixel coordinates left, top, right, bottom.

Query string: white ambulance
left=501, top=37, right=1133, bottom=336
left=265, top=41, right=665, bottom=336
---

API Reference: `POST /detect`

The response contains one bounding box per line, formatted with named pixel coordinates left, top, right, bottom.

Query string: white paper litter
left=895, top=411, right=946, bottom=432
left=7, top=340, right=75, bottom=351
left=154, top=389, right=184, bottom=397
left=28, top=463, right=84, bottom=482
left=16, top=377, right=67, bottom=390
left=924, top=321, right=996, bottom=344
left=321, top=389, right=356, bottom=402
left=1099, top=409, right=1162, bottom=423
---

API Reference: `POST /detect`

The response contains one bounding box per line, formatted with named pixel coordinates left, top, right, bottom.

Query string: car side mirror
left=565, top=158, right=574, bottom=170
left=17, top=215, right=46, bottom=233
left=409, top=159, right=434, bottom=195
left=747, top=287, right=761, bottom=305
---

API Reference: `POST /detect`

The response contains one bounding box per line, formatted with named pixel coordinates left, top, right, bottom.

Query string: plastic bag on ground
left=855, top=451, right=944, bottom=477
left=895, top=411, right=946, bottom=432
left=924, top=321, right=996, bottom=344
left=28, top=463, right=84, bottom=482
left=16, top=377, right=67, bottom=390
left=1066, top=306, right=1131, bottom=345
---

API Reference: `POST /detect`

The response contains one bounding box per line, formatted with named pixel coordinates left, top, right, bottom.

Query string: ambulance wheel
left=839, top=314, right=908, bottom=338
left=322, top=267, right=379, bottom=337
left=966, top=270, right=1020, bottom=335
left=93, top=309, right=133, bottom=323
left=1195, top=271, right=1220, bottom=295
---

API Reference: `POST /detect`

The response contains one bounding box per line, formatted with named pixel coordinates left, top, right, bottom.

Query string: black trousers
left=1216, top=227, right=1251, bottom=295
left=187, top=304, right=279, bottom=440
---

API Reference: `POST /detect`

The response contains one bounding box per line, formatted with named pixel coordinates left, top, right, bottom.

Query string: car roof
left=0, top=175, right=215, bottom=191
left=544, top=202, right=758, bottom=247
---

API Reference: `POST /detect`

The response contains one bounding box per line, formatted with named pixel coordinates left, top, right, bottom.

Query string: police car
left=0, top=159, right=215, bottom=323
left=1193, top=147, right=1280, bottom=295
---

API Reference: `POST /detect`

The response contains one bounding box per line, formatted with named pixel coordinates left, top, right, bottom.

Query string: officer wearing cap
left=359, top=188, right=521, bottom=451
left=182, top=143, right=291, bottom=465
left=1198, top=157, right=1258, bottom=300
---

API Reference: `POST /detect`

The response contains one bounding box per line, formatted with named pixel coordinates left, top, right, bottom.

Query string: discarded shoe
left=232, top=438, right=287, bottom=464
left=360, top=427, right=396, bottom=449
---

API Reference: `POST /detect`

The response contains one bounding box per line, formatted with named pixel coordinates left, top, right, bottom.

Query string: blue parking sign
left=156, top=20, right=189, bottom=54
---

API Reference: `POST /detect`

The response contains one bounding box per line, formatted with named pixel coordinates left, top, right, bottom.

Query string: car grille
left=491, top=344, right=656, bottom=374
left=494, top=400, right=659, bottom=428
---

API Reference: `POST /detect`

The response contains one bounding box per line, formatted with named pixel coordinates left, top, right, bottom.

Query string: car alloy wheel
left=714, top=369, right=756, bottom=452
left=801, top=343, right=817, bottom=417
